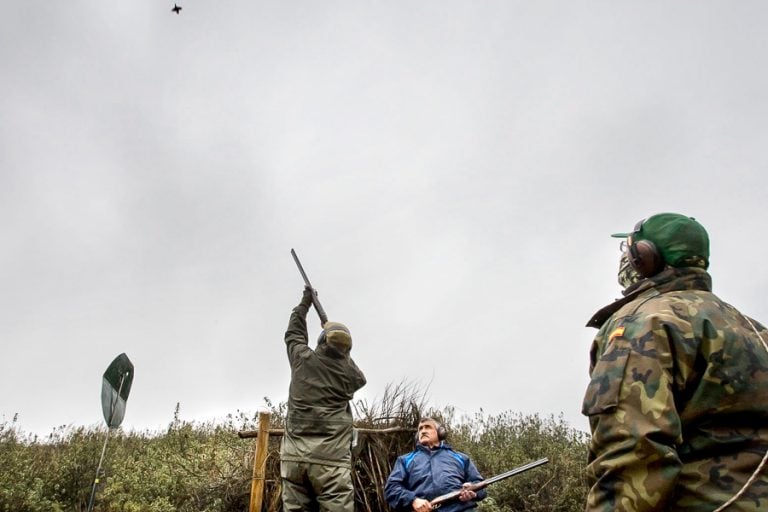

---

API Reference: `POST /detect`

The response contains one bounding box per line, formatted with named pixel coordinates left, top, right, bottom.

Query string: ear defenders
left=626, top=219, right=665, bottom=278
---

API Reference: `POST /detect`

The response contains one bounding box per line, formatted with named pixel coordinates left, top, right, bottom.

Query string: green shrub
left=446, top=409, right=588, bottom=512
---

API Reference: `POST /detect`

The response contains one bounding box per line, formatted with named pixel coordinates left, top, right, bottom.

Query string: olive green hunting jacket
left=280, top=303, right=366, bottom=468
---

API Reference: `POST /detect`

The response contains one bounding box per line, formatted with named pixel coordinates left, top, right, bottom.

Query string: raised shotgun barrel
left=290, top=248, right=329, bottom=326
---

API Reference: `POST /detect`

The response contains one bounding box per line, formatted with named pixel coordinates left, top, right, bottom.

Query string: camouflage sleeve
left=582, top=315, right=683, bottom=512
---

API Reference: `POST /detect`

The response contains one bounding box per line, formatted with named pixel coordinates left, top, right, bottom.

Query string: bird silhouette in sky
left=172, top=4, right=182, bottom=14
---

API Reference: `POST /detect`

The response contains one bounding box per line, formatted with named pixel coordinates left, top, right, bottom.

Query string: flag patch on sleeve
left=608, top=326, right=625, bottom=342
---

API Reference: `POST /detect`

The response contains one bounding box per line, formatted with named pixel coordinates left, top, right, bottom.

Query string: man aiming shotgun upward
left=280, top=252, right=367, bottom=512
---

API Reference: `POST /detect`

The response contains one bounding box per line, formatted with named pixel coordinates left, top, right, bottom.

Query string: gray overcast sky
left=2, top=1, right=768, bottom=437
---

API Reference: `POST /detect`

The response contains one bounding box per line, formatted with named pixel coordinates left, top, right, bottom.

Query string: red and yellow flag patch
left=608, top=326, right=625, bottom=342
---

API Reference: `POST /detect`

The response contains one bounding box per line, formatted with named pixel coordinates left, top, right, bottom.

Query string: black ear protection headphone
left=626, top=219, right=665, bottom=278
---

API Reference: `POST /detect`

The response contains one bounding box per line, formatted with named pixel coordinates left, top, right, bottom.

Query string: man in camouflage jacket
left=583, top=213, right=768, bottom=511
left=280, top=287, right=367, bottom=512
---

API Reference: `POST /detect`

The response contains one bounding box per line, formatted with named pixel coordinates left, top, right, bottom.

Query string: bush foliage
left=0, top=385, right=588, bottom=512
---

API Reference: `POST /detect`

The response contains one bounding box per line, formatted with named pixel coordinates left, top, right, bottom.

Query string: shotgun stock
left=430, top=457, right=549, bottom=508
left=290, top=249, right=329, bottom=326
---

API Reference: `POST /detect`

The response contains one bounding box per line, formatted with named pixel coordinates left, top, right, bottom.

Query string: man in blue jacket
left=384, top=417, right=486, bottom=512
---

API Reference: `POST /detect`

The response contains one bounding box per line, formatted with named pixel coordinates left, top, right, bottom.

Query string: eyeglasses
left=619, top=219, right=645, bottom=253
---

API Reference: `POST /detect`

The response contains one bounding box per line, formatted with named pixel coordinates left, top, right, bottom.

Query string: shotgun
left=430, top=457, right=549, bottom=508
left=290, top=248, right=328, bottom=326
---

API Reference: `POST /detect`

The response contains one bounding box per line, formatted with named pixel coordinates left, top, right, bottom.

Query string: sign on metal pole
left=87, top=353, right=134, bottom=512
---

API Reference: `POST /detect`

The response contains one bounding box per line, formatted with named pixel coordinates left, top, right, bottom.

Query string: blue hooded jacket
left=384, top=442, right=486, bottom=512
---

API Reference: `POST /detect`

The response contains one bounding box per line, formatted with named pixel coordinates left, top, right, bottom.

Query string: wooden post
left=249, top=411, right=271, bottom=512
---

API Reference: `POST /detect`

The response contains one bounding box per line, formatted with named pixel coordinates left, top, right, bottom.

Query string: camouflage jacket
left=280, top=303, right=366, bottom=467
left=583, top=267, right=768, bottom=511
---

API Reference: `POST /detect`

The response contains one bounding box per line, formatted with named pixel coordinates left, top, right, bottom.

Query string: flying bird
left=172, top=4, right=182, bottom=14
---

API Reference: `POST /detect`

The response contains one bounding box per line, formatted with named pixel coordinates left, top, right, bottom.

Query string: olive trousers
left=280, top=460, right=354, bottom=512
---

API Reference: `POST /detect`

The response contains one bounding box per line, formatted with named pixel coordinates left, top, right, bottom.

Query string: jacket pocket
left=582, top=338, right=631, bottom=416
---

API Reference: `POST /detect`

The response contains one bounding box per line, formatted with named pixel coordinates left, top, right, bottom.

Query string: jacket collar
left=586, top=267, right=712, bottom=329
left=416, top=440, right=450, bottom=452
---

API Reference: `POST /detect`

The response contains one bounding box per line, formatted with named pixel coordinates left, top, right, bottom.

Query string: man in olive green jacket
left=280, top=287, right=367, bottom=512
left=583, top=213, right=768, bottom=511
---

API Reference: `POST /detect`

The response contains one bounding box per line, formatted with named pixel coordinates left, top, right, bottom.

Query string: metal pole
left=87, top=373, right=125, bottom=512
left=86, top=428, right=110, bottom=512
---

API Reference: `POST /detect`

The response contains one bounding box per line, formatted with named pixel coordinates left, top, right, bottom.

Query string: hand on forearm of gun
left=299, top=286, right=314, bottom=308
left=458, top=483, right=477, bottom=502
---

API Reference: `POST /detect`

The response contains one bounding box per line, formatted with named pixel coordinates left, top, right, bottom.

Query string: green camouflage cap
left=322, top=321, right=352, bottom=353
left=611, top=212, right=710, bottom=269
